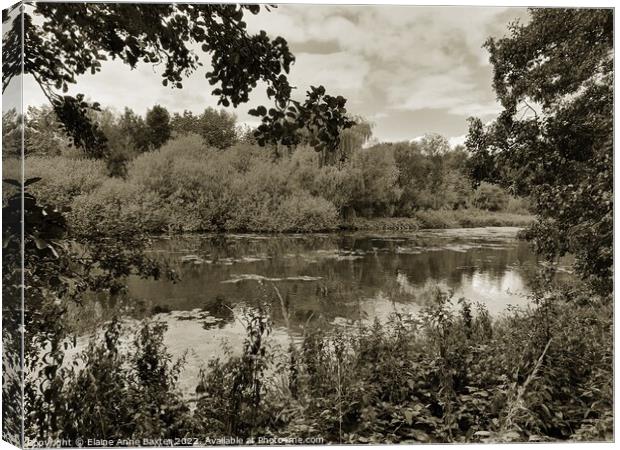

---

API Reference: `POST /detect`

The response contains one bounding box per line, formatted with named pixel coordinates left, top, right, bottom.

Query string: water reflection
left=125, top=227, right=545, bottom=332
left=76, top=227, right=572, bottom=393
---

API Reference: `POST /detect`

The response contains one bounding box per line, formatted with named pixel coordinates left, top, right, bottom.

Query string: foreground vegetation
left=23, top=283, right=612, bottom=444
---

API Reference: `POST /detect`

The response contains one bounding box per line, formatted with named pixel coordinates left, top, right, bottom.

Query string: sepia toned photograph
left=1, top=1, right=614, bottom=447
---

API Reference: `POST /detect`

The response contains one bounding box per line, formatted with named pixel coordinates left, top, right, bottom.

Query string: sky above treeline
left=16, top=4, right=529, bottom=146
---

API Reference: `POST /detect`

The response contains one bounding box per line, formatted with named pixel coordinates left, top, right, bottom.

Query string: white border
left=0, top=1, right=616, bottom=450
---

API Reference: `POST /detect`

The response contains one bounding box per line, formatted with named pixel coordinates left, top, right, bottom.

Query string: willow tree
left=334, top=117, right=373, bottom=166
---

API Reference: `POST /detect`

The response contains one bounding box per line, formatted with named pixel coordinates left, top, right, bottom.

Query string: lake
left=74, top=226, right=563, bottom=394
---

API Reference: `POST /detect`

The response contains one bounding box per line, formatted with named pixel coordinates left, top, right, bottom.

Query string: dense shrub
left=125, top=136, right=338, bottom=232
left=273, top=193, right=339, bottom=232
left=13, top=135, right=531, bottom=234
left=348, top=146, right=401, bottom=217
left=3, top=156, right=108, bottom=208
left=268, top=287, right=612, bottom=443
left=443, top=171, right=473, bottom=210
left=505, top=195, right=531, bottom=214
left=472, top=182, right=509, bottom=211
left=32, top=286, right=611, bottom=444
left=70, top=179, right=166, bottom=233
left=27, top=320, right=196, bottom=443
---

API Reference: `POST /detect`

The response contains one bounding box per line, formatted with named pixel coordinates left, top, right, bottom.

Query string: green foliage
left=146, top=105, right=172, bottom=149
left=3, top=3, right=352, bottom=157
left=2, top=179, right=174, bottom=443
left=250, top=85, right=356, bottom=158
left=70, top=179, right=166, bottom=234
left=194, top=308, right=277, bottom=438
left=3, top=175, right=608, bottom=446
left=347, top=146, right=401, bottom=217
left=183, top=286, right=610, bottom=444
left=118, top=107, right=151, bottom=152
left=25, top=105, right=73, bottom=156
left=385, top=139, right=474, bottom=213
left=466, top=8, right=613, bottom=295
left=51, top=93, right=109, bottom=158
left=273, top=193, right=339, bottom=232
left=3, top=105, right=84, bottom=158
left=1, top=108, right=21, bottom=158
left=171, top=107, right=238, bottom=149
left=472, top=182, right=509, bottom=211
left=20, top=130, right=528, bottom=234
left=3, top=156, right=108, bottom=207
left=29, top=319, right=195, bottom=442
left=123, top=135, right=339, bottom=232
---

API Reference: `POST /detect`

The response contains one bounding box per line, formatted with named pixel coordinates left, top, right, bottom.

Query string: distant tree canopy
left=466, top=8, right=613, bottom=294
left=118, top=107, right=151, bottom=153
left=145, top=105, right=172, bottom=149
left=2, top=108, right=22, bottom=157
left=171, top=108, right=238, bottom=150
left=2, top=3, right=353, bottom=159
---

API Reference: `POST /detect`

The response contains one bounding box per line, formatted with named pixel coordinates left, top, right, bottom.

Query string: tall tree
left=146, top=105, right=171, bottom=149
left=2, top=3, right=353, bottom=158
left=24, top=105, right=72, bottom=156
left=2, top=109, right=22, bottom=157
left=334, top=117, right=373, bottom=166
left=420, top=133, right=450, bottom=209
left=198, top=107, right=238, bottom=150
left=466, top=8, right=613, bottom=294
left=170, top=110, right=199, bottom=136
left=118, top=107, right=151, bottom=153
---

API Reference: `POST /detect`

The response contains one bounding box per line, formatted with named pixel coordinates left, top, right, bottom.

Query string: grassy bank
left=347, top=210, right=534, bottom=231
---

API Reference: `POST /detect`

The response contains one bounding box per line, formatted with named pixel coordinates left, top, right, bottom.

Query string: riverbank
left=346, top=210, right=535, bottom=231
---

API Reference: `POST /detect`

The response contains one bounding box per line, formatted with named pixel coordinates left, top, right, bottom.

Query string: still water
left=82, top=226, right=555, bottom=392
left=68, top=227, right=569, bottom=393
left=130, top=226, right=541, bottom=320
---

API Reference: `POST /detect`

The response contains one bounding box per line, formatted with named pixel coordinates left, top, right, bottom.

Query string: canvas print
left=1, top=1, right=614, bottom=447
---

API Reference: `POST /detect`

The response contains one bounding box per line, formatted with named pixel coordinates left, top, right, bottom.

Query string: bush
left=274, top=193, right=339, bottom=232
left=505, top=195, right=531, bottom=214
left=28, top=320, right=196, bottom=442
left=16, top=156, right=108, bottom=208
left=348, top=146, right=401, bottom=217
left=126, top=136, right=338, bottom=232
left=288, top=147, right=357, bottom=216
left=279, top=286, right=612, bottom=443
left=15, top=136, right=532, bottom=234
left=128, top=134, right=237, bottom=231
left=472, top=182, right=509, bottom=211
left=70, top=178, right=166, bottom=233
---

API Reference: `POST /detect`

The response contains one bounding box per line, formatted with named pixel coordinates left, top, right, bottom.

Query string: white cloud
left=397, top=67, right=477, bottom=111
left=289, top=52, right=370, bottom=94
left=449, top=134, right=467, bottom=148
left=245, top=5, right=524, bottom=127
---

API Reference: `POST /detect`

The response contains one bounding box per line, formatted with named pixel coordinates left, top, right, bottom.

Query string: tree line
left=3, top=103, right=530, bottom=233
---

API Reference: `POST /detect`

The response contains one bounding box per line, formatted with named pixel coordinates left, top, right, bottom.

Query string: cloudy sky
left=18, top=4, right=529, bottom=145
